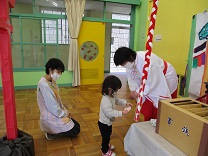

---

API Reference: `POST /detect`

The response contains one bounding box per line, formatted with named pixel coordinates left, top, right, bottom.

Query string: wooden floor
left=0, top=73, right=137, bottom=156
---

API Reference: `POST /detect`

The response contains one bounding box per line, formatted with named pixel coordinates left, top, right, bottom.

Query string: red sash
left=163, top=60, right=168, bottom=75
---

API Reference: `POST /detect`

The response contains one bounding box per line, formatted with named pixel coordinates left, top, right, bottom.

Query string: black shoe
left=45, top=133, right=56, bottom=140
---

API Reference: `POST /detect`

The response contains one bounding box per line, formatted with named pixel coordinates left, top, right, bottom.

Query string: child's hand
left=126, top=102, right=133, bottom=107
left=122, top=109, right=129, bottom=115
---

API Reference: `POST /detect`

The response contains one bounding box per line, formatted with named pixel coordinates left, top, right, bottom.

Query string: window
left=110, top=14, right=130, bottom=72
left=84, top=1, right=104, bottom=18
left=11, top=11, right=70, bottom=70
left=41, top=8, right=70, bottom=44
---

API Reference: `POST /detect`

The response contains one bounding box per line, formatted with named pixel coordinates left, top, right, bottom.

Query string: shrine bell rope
left=134, top=0, right=159, bottom=121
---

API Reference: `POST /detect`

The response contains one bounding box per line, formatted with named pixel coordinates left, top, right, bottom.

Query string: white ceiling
left=15, top=0, right=131, bottom=14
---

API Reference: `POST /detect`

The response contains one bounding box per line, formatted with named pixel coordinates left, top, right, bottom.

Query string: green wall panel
left=0, top=71, right=73, bottom=89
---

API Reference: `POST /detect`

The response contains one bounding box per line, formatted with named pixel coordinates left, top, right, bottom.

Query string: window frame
left=10, top=0, right=137, bottom=71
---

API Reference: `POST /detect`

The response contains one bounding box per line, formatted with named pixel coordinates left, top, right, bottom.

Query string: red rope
left=134, top=0, right=159, bottom=121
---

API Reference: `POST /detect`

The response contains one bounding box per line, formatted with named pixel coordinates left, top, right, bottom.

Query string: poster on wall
left=188, top=11, right=208, bottom=98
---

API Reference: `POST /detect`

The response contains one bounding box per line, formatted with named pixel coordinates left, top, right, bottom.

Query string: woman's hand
left=61, top=116, right=71, bottom=123
left=128, top=91, right=138, bottom=99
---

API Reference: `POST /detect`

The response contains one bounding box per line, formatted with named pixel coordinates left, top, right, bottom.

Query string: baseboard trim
left=0, top=83, right=72, bottom=90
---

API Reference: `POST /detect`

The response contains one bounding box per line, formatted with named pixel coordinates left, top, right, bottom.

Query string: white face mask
left=112, top=90, right=117, bottom=97
left=112, top=91, right=117, bottom=97
left=124, top=62, right=134, bottom=69
left=51, top=72, right=61, bottom=81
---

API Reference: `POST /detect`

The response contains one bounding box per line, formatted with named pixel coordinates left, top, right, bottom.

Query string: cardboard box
left=156, top=98, right=208, bottom=156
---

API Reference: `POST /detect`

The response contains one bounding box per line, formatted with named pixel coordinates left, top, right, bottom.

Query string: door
left=78, top=21, right=105, bottom=85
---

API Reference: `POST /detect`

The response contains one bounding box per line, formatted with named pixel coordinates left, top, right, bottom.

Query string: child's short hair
left=45, top=58, right=65, bottom=74
left=102, top=75, right=122, bottom=95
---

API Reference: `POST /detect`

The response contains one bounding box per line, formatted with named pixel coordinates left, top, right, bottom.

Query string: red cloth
left=171, top=89, right=177, bottom=99
left=141, top=88, right=177, bottom=121
left=140, top=98, right=158, bottom=121
left=163, top=60, right=168, bottom=75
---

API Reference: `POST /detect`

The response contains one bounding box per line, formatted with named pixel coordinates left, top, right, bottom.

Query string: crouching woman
left=37, top=58, right=80, bottom=140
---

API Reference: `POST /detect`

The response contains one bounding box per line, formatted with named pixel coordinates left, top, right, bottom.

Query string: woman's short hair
left=114, top=47, right=136, bottom=66
left=102, top=75, right=122, bottom=95
left=45, top=58, right=65, bottom=74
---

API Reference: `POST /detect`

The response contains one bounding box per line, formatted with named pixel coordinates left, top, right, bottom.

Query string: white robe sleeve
left=126, top=68, right=140, bottom=91
left=142, top=65, right=171, bottom=108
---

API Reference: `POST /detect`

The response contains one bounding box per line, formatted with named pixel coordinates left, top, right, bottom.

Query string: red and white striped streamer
left=134, top=0, right=159, bottom=121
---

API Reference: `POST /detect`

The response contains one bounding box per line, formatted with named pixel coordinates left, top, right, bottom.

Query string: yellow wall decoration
left=78, top=21, right=105, bottom=85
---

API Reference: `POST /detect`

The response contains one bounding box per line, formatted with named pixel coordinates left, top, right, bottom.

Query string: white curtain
left=65, top=0, right=85, bottom=86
